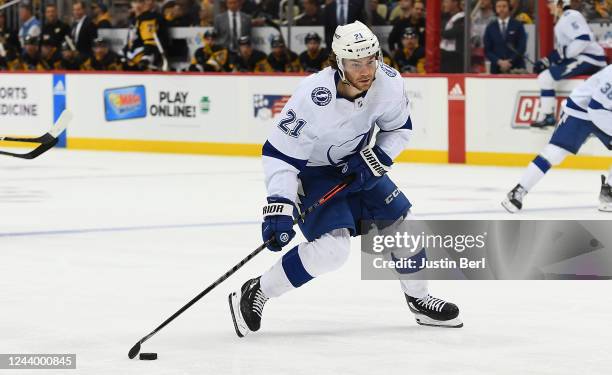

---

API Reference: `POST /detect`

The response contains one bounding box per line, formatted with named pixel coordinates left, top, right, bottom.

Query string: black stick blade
left=128, top=342, right=141, bottom=359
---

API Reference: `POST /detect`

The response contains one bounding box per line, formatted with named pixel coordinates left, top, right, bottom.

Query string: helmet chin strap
left=336, top=50, right=383, bottom=89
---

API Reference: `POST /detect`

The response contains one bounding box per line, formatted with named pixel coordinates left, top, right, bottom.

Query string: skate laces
left=252, top=289, right=268, bottom=318
left=417, top=295, right=446, bottom=312
left=510, top=185, right=526, bottom=200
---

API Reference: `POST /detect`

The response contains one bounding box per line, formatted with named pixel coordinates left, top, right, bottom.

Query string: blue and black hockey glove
left=343, top=145, right=393, bottom=192
left=533, top=58, right=550, bottom=74
left=262, top=197, right=296, bottom=252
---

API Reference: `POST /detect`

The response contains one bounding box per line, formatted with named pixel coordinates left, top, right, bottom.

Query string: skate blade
left=501, top=199, right=520, bottom=213
left=228, top=291, right=250, bottom=338
left=414, top=314, right=463, bottom=328
left=598, top=202, right=612, bottom=212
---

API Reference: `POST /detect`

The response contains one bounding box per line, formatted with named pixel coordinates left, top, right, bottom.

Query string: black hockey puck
left=139, top=353, right=158, bottom=360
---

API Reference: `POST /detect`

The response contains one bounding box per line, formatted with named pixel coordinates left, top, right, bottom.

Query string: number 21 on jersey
left=278, top=109, right=307, bottom=138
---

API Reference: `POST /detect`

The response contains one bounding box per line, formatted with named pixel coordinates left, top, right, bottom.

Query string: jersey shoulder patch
left=311, top=86, right=332, bottom=106
left=380, top=63, right=398, bottom=77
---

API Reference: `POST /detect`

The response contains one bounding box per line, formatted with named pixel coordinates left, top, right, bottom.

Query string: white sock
left=260, top=260, right=294, bottom=298
left=539, top=96, right=555, bottom=118
left=519, top=162, right=546, bottom=191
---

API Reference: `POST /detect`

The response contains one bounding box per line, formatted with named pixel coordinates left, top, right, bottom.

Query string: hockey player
left=298, top=32, right=329, bottom=73
left=39, top=34, right=62, bottom=70
left=531, top=0, right=606, bottom=128
left=20, top=36, right=43, bottom=71
left=82, top=38, right=122, bottom=71
left=267, top=36, right=302, bottom=73
left=229, top=21, right=462, bottom=337
left=188, top=30, right=230, bottom=72
left=502, top=64, right=612, bottom=213
left=230, top=36, right=272, bottom=73
left=58, top=41, right=82, bottom=70
left=122, top=0, right=169, bottom=71
left=393, top=27, right=426, bottom=73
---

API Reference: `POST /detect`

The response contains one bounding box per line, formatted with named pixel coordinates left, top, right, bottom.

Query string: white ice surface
left=0, top=149, right=610, bottom=375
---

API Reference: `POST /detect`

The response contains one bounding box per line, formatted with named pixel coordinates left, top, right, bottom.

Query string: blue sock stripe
left=391, top=248, right=427, bottom=274
left=533, top=155, right=552, bottom=173
left=541, top=89, right=555, bottom=97
left=281, top=245, right=314, bottom=288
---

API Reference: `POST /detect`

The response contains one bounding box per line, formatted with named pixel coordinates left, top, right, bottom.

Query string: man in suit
left=71, top=1, right=97, bottom=58
left=483, top=0, right=527, bottom=74
left=214, top=0, right=252, bottom=52
left=323, top=0, right=366, bottom=50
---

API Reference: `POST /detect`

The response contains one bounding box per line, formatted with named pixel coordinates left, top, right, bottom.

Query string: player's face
left=94, top=46, right=108, bottom=60
left=272, top=46, right=284, bottom=56
left=343, top=55, right=377, bottom=91
left=41, top=45, right=53, bottom=58
left=306, top=40, right=320, bottom=53
left=239, top=44, right=252, bottom=57
left=25, top=44, right=38, bottom=57
left=62, top=50, right=74, bottom=60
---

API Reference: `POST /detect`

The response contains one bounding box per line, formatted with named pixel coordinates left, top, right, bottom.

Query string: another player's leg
left=599, top=167, right=612, bottom=212
left=361, top=177, right=462, bottom=327
left=503, top=115, right=597, bottom=213
left=531, top=69, right=557, bottom=128
left=501, top=143, right=570, bottom=212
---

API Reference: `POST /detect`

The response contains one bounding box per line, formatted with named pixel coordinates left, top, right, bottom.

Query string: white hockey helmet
left=331, top=21, right=382, bottom=81
left=558, top=0, right=571, bottom=8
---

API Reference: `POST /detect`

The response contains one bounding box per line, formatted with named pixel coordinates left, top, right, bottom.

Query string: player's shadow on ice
left=256, top=324, right=427, bottom=338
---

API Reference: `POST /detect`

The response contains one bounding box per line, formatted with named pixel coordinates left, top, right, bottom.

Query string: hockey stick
left=152, top=32, right=169, bottom=72
left=0, top=110, right=72, bottom=159
left=504, top=42, right=536, bottom=66
left=128, top=174, right=355, bottom=359
left=0, top=0, right=22, bottom=12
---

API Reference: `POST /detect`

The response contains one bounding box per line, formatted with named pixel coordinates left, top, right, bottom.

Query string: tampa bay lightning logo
left=279, top=233, right=290, bottom=243
left=326, top=132, right=370, bottom=166
left=380, top=63, right=397, bottom=77
left=311, top=87, right=332, bottom=106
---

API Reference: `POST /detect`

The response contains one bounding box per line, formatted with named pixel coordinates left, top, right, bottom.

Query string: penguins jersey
left=554, top=9, right=606, bottom=67
left=564, top=65, right=612, bottom=135
left=262, top=64, right=412, bottom=202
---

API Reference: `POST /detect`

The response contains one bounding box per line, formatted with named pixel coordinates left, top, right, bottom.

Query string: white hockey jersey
left=564, top=64, right=612, bottom=135
left=262, top=65, right=412, bottom=202
left=554, top=9, right=606, bottom=67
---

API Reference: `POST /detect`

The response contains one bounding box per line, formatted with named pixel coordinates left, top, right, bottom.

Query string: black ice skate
left=406, top=294, right=463, bottom=328
left=501, top=184, right=527, bottom=213
left=229, top=277, right=269, bottom=337
left=599, top=175, right=612, bottom=212
left=531, top=113, right=556, bottom=129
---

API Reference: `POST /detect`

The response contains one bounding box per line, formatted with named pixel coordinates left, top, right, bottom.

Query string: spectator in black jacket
left=483, top=0, right=527, bottom=74
left=388, top=0, right=426, bottom=52
left=440, top=0, right=465, bottom=73
left=295, top=0, right=324, bottom=26
left=71, top=1, right=98, bottom=58
left=42, top=4, right=71, bottom=48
